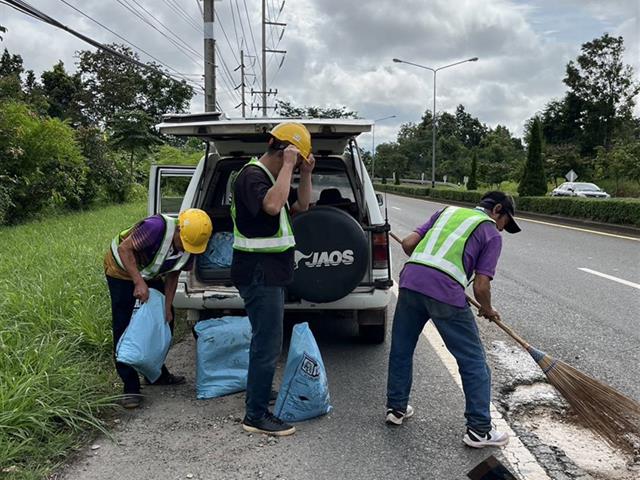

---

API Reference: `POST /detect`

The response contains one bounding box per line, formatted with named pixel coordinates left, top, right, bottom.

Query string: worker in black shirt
left=231, top=122, right=315, bottom=436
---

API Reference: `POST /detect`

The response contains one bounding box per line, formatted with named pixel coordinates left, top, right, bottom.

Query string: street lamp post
left=392, top=57, right=478, bottom=188
left=371, top=114, right=396, bottom=180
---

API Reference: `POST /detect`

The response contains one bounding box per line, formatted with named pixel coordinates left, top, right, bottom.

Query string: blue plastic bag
left=274, top=322, right=332, bottom=422
left=115, top=289, right=172, bottom=383
left=197, top=232, right=234, bottom=269
left=194, top=316, right=251, bottom=399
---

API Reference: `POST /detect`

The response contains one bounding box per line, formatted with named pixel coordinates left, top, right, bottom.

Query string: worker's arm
left=291, top=154, right=315, bottom=214
left=473, top=274, right=501, bottom=321
left=262, top=145, right=298, bottom=216
left=163, top=270, right=180, bottom=324
left=402, top=232, right=422, bottom=256
left=117, top=236, right=149, bottom=303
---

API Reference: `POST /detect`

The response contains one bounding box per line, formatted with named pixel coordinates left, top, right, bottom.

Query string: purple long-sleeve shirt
left=399, top=207, right=503, bottom=308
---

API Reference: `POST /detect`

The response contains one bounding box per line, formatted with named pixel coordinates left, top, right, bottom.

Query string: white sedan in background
left=551, top=182, right=611, bottom=198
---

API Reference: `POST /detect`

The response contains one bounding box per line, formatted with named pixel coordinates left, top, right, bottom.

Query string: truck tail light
left=372, top=232, right=389, bottom=270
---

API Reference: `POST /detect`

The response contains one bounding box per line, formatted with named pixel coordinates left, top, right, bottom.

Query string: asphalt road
left=60, top=194, right=639, bottom=480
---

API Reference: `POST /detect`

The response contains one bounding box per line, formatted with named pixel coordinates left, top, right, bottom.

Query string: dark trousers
left=237, top=267, right=285, bottom=421
left=106, top=275, right=174, bottom=394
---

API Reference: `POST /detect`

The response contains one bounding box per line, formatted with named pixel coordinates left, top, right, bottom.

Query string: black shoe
left=146, top=373, right=186, bottom=386
left=120, top=394, right=143, bottom=409
left=242, top=412, right=296, bottom=436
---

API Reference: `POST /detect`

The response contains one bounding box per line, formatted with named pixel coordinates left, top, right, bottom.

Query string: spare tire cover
left=290, top=207, right=368, bottom=303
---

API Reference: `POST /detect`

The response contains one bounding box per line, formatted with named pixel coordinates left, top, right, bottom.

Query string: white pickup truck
left=149, top=113, right=392, bottom=342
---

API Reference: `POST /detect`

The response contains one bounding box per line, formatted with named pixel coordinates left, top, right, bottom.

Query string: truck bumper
left=173, top=283, right=392, bottom=312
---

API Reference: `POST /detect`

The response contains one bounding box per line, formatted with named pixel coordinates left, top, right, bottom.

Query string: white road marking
left=390, top=283, right=551, bottom=480
left=391, top=206, right=402, bottom=211
left=578, top=268, right=640, bottom=290
left=518, top=218, right=639, bottom=242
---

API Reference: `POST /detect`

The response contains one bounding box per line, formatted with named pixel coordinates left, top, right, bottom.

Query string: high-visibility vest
left=231, top=158, right=296, bottom=253
left=111, top=214, right=191, bottom=280
left=408, top=206, right=495, bottom=287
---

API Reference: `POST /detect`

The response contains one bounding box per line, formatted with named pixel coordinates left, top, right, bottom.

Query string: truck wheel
left=358, top=308, right=387, bottom=344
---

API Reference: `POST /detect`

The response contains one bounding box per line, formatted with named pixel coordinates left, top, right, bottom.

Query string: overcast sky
left=1, top=0, right=638, bottom=147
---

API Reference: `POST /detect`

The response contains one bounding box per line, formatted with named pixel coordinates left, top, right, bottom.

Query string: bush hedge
left=374, top=183, right=640, bottom=227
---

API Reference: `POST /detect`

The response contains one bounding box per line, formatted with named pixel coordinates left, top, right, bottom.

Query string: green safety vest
left=111, top=214, right=191, bottom=280
left=231, top=158, right=296, bottom=253
left=408, top=206, right=495, bottom=287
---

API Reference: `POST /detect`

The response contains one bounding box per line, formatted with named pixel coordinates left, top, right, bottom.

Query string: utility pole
left=234, top=50, right=247, bottom=117
left=255, top=0, right=286, bottom=116
left=203, top=0, right=216, bottom=112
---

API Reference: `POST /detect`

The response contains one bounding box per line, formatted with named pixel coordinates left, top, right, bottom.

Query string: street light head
left=469, top=57, right=479, bottom=62
left=392, top=58, right=402, bottom=63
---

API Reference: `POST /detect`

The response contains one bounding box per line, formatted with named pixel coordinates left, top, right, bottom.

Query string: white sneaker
left=385, top=405, right=414, bottom=425
left=463, top=426, right=509, bottom=448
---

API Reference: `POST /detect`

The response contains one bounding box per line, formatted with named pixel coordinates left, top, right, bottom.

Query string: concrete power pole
left=204, top=0, right=216, bottom=112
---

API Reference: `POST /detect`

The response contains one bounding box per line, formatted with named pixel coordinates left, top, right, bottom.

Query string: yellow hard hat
left=269, top=122, right=312, bottom=161
left=178, top=209, right=213, bottom=254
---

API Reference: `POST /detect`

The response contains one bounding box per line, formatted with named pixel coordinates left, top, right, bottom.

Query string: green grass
left=0, top=202, right=146, bottom=479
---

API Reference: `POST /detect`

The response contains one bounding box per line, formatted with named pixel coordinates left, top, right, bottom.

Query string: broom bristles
left=528, top=346, right=640, bottom=451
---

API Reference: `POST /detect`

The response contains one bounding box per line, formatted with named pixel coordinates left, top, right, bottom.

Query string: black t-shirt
left=231, top=164, right=298, bottom=286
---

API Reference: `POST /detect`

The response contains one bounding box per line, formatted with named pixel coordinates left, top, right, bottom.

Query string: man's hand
left=300, top=153, right=315, bottom=175
left=283, top=145, right=299, bottom=169
left=133, top=280, right=149, bottom=303
left=165, top=307, right=173, bottom=324
left=478, top=306, right=501, bottom=322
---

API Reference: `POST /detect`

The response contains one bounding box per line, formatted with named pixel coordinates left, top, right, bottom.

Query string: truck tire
left=290, top=207, right=368, bottom=303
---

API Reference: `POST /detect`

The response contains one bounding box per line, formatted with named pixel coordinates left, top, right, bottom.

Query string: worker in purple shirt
left=105, top=209, right=212, bottom=409
left=385, top=191, right=521, bottom=449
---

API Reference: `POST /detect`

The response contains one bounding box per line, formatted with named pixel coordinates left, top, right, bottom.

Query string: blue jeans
left=237, top=266, right=285, bottom=421
left=386, top=288, right=492, bottom=433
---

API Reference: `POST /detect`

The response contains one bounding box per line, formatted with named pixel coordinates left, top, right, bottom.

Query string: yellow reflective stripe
left=421, top=206, right=459, bottom=255
left=410, top=252, right=468, bottom=286
left=433, top=216, right=482, bottom=258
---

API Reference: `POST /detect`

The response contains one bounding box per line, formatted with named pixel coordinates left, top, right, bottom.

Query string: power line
left=242, top=0, right=261, bottom=80
left=128, top=0, right=202, bottom=58
left=162, top=0, right=200, bottom=33
left=166, top=0, right=201, bottom=31
left=112, top=0, right=203, bottom=68
left=214, top=9, right=239, bottom=65
left=7, top=0, right=203, bottom=90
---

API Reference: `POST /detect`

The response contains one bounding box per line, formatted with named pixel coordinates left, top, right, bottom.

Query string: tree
left=41, top=61, right=84, bottom=123
left=467, top=150, right=478, bottom=190
left=108, top=109, right=162, bottom=180
left=564, top=34, right=640, bottom=153
left=77, top=44, right=193, bottom=126
left=0, top=101, right=88, bottom=223
left=275, top=99, right=358, bottom=118
left=518, top=117, right=547, bottom=196
left=0, top=48, right=24, bottom=100
left=477, top=125, right=523, bottom=187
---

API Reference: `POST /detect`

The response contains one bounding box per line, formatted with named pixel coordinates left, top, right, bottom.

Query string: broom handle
left=389, top=230, right=531, bottom=350
left=463, top=296, right=531, bottom=350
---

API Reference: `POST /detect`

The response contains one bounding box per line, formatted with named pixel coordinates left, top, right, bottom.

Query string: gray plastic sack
left=274, top=322, right=332, bottom=422
left=115, top=289, right=171, bottom=383
left=194, top=316, right=251, bottom=399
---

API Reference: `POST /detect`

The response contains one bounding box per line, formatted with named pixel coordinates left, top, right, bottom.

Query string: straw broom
left=389, top=231, right=640, bottom=451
